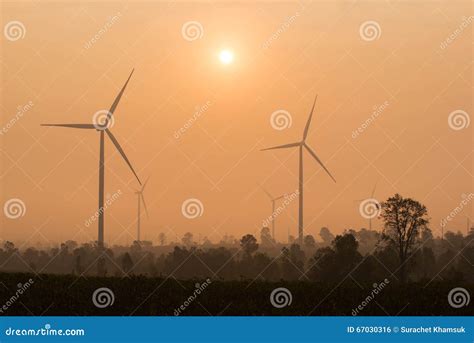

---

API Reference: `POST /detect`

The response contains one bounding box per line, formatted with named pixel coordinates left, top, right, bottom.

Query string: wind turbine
left=135, top=176, right=150, bottom=243
left=355, top=182, right=379, bottom=230
left=262, top=187, right=285, bottom=241
left=41, top=69, right=141, bottom=248
left=262, top=95, right=336, bottom=245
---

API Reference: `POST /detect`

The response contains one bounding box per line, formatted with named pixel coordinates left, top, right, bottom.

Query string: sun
left=219, top=50, right=234, bottom=65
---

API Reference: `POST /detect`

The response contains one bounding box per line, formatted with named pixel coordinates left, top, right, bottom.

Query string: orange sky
left=1, top=1, right=472, bottom=246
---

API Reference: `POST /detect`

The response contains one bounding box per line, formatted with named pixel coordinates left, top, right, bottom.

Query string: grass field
left=0, top=272, right=471, bottom=316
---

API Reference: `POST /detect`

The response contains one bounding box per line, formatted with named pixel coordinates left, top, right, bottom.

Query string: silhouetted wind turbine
left=262, top=187, right=285, bottom=240
left=355, top=182, right=379, bottom=230
left=135, top=176, right=150, bottom=243
left=262, top=95, right=336, bottom=245
left=41, top=69, right=141, bottom=248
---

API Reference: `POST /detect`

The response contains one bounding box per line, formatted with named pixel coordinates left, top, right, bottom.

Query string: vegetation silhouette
left=0, top=194, right=472, bottom=315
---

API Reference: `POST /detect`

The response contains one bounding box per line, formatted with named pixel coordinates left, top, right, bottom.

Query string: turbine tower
left=262, top=95, right=336, bottom=245
left=262, top=187, right=284, bottom=241
left=41, top=69, right=141, bottom=248
left=135, top=177, right=150, bottom=243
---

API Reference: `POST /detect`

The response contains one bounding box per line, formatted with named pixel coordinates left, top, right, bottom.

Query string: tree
left=240, top=234, right=258, bottom=256
left=201, top=236, right=212, bottom=248
left=121, top=252, right=134, bottom=274
left=303, top=235, right=316, bottom=249
left=444, top=231, right=464, bottom=250
left=333, top=233, right=359, bottom=255
left=181, top=232, right=194, bottom=247
left=288, top=235, right=296, bottom=244
left=308, top=233, right=362, bottom=282
left=97, top=257, right=107, bottom=277
left=420, top=227, right=434, bottom=248
left=278, top=245, right=305, bottom=280
left=260, top=227, right=273, bottom=247
left=348, top=228, right=380, bottom=255
left=74, top=255, right=84, bottom=275
left=3, top=241, right=16, bottom=254
left=308, top=247, right=336, bottom=282
left=289, top=244, right=306, bottom=275
left=319, top=227, right=334, bottom=245
left=381, top=194, right=429, bottom=282
left=64, top=240, right=78, bottom=251
left=220, top=234, right=238, bottom=246
left=158, top=232, right=166, bottom=246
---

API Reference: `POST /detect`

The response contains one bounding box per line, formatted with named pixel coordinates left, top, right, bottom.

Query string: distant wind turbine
left=41, top=69, right=141, bottom=248
left=262, top=187, right=285, bottom=241
left=355, top=182, right=379, bottom=230
left=262, top=95, right=336, bottom=245
left=135, top=177, right=150, bottom=243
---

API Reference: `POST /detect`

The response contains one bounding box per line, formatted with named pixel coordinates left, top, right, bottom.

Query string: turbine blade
left=105, top=129, right=141, bottom=185
left=140, top=194, right=149, bottom=219
left=303, top=95, right=318, bottom=141
left=41, top=124, right=95, bottom=129
left=273, top=194, right=285, bottom=201
left=261, top=142, right=300, bottom=151
left=304, top=143, right=336, bottom=183
left=106, top=69, right=134, bottom=123
left=261, top=186, right=273, bottom=200
left=141, top=176, right=151, bottom=191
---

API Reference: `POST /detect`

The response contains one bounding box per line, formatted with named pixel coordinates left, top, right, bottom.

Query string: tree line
left=1, top=194, right=472, bottom=284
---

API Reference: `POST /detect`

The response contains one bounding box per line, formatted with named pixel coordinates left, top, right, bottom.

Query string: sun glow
left=219, top=50, right=234, bottom=65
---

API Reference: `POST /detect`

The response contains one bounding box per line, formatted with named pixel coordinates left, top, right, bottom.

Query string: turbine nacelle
left=94, top=123, right=112, bottom=131
left=261, top=95, right=336, bottom=183
left=135, top=176, right=150, bottom=219
left=41, top=69, right=141, bottom=186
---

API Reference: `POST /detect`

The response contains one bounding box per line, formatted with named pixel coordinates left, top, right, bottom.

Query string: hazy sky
left=1, top=1, right=472, bottom=246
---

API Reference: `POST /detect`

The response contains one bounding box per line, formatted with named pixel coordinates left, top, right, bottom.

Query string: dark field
left=0, top=272, right=471, bottom=316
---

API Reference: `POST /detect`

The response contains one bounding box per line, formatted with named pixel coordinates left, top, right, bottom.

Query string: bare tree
left=381, top=194, right=429, bottom=282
